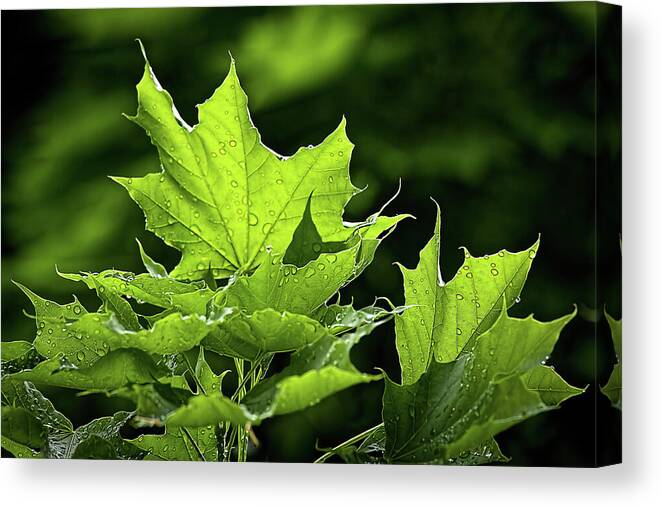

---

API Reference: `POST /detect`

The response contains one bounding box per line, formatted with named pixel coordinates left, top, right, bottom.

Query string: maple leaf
left=114, top=44, right=368, bottom=280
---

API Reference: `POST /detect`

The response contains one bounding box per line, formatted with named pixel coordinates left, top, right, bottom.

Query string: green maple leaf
left=5, top=349, right=169, bottom=392
left=383, top=308, right=581, bottom=464
left=1, top=341, right=43, bottom=374
left=194, top=346, right=229, bottom=396
left=130, top=425, right=218, bottom=461
left=394, top=203, right=539, bottom=384
left=203, top=308, right=333, bottom=361
left=15, top=282, right=225, bottom=366
left=113, top=45, right=371, bottom=280
left=1, top=381, right=140, bottom=459
left=1, top=406, right=45, bottom=459
left=220, top=210, right=407, bottom=317
left=59, top=267, right=213, bottom=315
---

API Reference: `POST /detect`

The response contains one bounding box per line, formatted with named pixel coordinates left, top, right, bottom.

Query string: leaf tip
left=109, top=175, right=130, bottom=189
left=135, top=38, right=149, bottom=65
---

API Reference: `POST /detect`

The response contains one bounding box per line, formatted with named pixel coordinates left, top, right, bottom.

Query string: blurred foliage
left=2, top=3, right=620, bottom=465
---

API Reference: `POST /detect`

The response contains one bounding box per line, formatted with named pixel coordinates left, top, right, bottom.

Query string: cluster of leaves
left=2, top=49, right=583, bottom=463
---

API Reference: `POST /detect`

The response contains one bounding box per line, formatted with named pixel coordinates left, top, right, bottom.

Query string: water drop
left=249, top=213, right=258, bottom=226
left=231, top=180, right=239, bottom=188
left=456, top=293, right=464, bottom=300
left=229, top=140, right=237, bottom=147
left=490, top=268, right=499, bottom=276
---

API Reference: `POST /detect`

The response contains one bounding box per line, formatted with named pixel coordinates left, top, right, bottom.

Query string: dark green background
left=1, top=2, right=621, bottom=465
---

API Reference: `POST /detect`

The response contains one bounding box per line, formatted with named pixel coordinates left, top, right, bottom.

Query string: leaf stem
left=231, top=355, right=264, bottom=401
left=183, top=351, right=206, bottom=395
left=182, top=427, right=206, bottom=461
left=314, top=423, right=384, bottom=464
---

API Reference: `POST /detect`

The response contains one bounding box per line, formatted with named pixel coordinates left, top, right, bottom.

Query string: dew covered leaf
left=202, top=307, right=332, bottom=360
left=2, top=381, right=73, bottom=438
left=221, top=221, right=404, bottom=317
left=130, top=425, right=218, bottom=461
left=383, top=309, right=577, bottom=464
left=223, top=247, right=363, bottom=316
left=5, top=349, right=169, bottom=392
left=166, top=394, right=257, bottom=428
left=311, top=303, right=405, bottom=335
left=1, top=381, right=140, bottom=459
left=60, top=269, right=213, bottom=315
left=93, top=312, right=220, bottom=355
left=443, top=438, right=509, bottom=465
left=1, top=406, right=45, bottom=457
left=112, top=49, right=371, bottom=281
left=2, top=340, right=36, bottom=362
left=394, top=204, right=539, bottom=384
left=13, top=282, right=94, bottom=365
left=194, top=346, right=228, bottom=395
left=1, top=435, right=44, bottom=459
left=1, top=340, right=43, bottom=374
left=16, top=281, right=220, bottom=364
left=601, top=312, right=622, bottom=410
left=282, top=193, right=355, bottom=266
left=2, top=381, right=140, bottom=459
left=62, top=411, right=142, bottom=460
